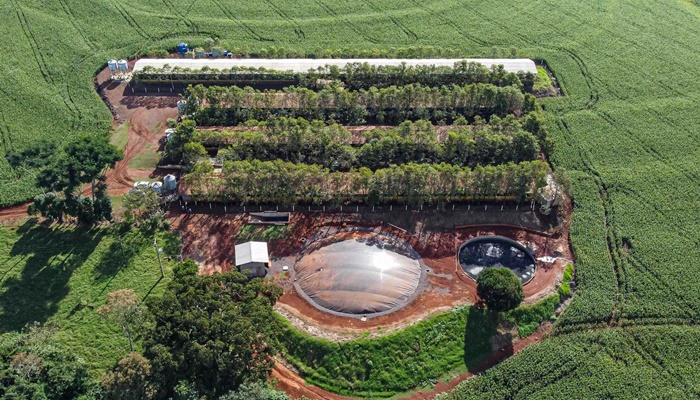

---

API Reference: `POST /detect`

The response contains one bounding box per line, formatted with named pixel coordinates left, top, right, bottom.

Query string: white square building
left=234, top=241, right=269, bottom=278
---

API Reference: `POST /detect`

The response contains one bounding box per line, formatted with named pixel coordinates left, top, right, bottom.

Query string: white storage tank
left=107, top=59, right=118, bottom=72
left=150, top=181, right=163, bottom=194
left=164, top=175, right=177, bottom=191
left=117, top=59, right=128, bottom=72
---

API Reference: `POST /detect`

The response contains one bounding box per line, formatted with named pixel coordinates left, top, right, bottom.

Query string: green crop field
left=1, top=0, right=699, bottom=398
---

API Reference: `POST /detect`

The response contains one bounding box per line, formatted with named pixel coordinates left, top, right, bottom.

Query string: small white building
left=234, top=241, right=269, bottom=278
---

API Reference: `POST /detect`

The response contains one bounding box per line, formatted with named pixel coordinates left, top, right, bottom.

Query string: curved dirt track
left=95, top=59, right=179, bottom=197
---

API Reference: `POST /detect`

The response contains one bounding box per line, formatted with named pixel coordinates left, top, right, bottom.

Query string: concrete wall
left=239, top=262, right=267, bottom=278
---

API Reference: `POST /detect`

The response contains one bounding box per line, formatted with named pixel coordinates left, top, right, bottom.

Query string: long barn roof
left=133, top=58, right=538, bottom=74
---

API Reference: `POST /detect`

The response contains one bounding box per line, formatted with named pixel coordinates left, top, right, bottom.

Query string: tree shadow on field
left=0, top=220, right=103, bottom=332
left=463, top=306, right=513, bottom=372
left=91, top=224, right=142, bottom=282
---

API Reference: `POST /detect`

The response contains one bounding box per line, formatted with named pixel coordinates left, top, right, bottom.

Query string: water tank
left=164, top=175, right=177, bottom=191
left=117, top=59, right=128, bottom=72
left=177, top=100, right=187, bottom=115
left=194, top=48, right=205, bottom=58
left=107, top=59, right=118, bottom=72
left=177, top=42, right=189, bottom=53
left=150, top=181, right=163, bottom=194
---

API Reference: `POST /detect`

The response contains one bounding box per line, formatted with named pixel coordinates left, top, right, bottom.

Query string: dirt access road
left=95, top=59, right=179, bottom=196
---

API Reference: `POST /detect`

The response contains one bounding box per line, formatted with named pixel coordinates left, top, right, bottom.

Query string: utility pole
left=154, top=237, right=164, bottom=277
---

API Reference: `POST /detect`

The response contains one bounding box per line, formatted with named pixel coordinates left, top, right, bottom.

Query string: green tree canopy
left=0, top=323, right=93, bottom=399
left=143, top=260, right=283, bottom=399
left=98, top=289, right=145, bottom=352
left=476, top=267, right=525, bottom=313
left=27, top=133, right=122, bottom=223
left=219, top=382, right=290, bottom=400
left=100, top=352, right=155, bottom=400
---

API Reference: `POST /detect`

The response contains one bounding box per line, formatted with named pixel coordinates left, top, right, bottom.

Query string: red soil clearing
left=174, top=210, right=570, bottom=335
left=95, top=60, right=179, bottom=196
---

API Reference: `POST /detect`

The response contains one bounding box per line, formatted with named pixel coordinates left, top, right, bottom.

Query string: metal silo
left=117, top=59, right=128, bottom=72
left=108, top=59, right=118, bottom=72
left=164, top=175, right=177, bottom=191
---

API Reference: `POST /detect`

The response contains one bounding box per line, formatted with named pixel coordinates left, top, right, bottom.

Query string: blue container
left=177, top=43, right=188, bottom=53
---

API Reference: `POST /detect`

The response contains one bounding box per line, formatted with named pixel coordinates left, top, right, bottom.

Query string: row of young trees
left=136, top=61, right=532, bottom=92
left=197, top=118, right=541, bottom=171
left=184, top=159, right=549, bottom=206
left=186, top=82, right=534, bottom=125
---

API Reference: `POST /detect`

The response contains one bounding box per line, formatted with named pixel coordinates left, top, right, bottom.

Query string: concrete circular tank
left=294, top=230, right=425, bottom=318
left=458, top=236, right=536, bottom=284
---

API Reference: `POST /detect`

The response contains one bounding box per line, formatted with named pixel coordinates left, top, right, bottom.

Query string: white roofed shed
left=234, top=241, right=269, bottom=278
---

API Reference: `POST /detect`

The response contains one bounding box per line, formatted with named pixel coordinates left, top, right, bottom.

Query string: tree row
left=188, top=118, right=541, bottom=171
left=185, top=82, right=534, bottom=125
left=137, top=61, right=533, bottom=91
left=184, top=159, right=549, bottom=206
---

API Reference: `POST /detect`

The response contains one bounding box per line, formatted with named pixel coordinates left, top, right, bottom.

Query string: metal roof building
left=234, top=241, right=269, bottom=278
left=133, top=58, right=538, bottom=74
left=235, top=241, right=269, bottom=265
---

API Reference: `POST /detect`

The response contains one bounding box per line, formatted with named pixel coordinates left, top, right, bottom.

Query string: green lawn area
left=0, top=220, right=178, bottom=375
left=109, top=123, right=130, bottom=152
left=128, top=146, right=161, bottom=170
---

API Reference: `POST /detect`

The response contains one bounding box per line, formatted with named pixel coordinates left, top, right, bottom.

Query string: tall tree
left=144, top=260, right=283, bottom=399
left=476, top=267, right=525, bottom=313
left=98, top=289, right=144, bottom=352
left=100, top=352, right=155, bottom=400
left=29, top=133, right=122, bottom=223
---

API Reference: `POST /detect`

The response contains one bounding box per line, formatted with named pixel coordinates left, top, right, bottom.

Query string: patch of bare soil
left=0, top=204, right=29, bottom=224
left=94, top=60, right=179, bottom=196
left=172, top=209, right=571, bottom=337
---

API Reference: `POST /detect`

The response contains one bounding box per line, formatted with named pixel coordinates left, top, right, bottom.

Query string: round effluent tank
left=458, top=236, right=536, bottom=284
left=294, top=230, right=425, bottom=318
left=163, top=175, right=177, bottom=191
left=117, top=59, right=128, bottom=72
left=107, top=59, right=118, bottom=72
left=177, top=42, right=188, bottom=53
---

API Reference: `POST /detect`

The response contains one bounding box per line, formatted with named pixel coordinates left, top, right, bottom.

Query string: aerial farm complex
left=3, top=3, right=697, bottom=398
left=83, top=45, right=573, bottom=397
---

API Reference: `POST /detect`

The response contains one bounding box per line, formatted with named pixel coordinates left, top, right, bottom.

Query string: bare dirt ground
left=95, top=60, right=179, bottom=196
left=172, top=208, right=571, bottom=339
left=0, top=204, right=29, bottom=224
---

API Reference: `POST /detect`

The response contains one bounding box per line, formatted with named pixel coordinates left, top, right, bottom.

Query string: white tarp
left=133, top=58, right=538, bottom=74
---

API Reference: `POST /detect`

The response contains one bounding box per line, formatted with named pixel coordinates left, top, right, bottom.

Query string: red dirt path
left=95, top=60, right=179, bottom=196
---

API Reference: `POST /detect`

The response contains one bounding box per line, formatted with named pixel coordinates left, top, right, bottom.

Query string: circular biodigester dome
left=294, top=231, right=424, bottom=317
left=458, top=236, right=536, bottom=284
